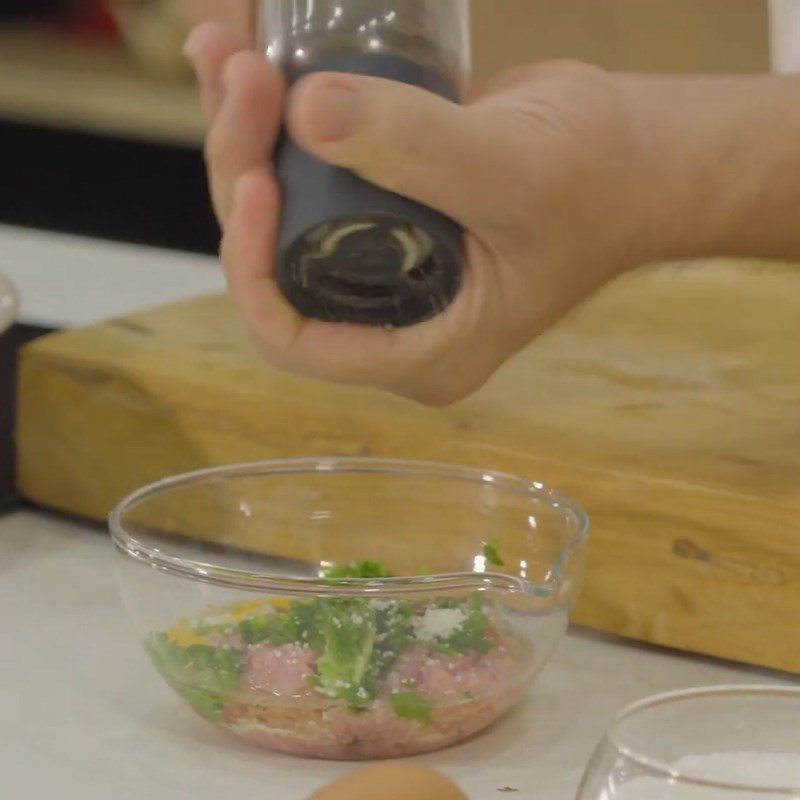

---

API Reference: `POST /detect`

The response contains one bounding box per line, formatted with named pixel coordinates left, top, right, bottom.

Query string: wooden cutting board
left=15, top=259, right=800, bottom=673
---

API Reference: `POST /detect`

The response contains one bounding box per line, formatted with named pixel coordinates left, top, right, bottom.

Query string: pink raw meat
left=245, top=643, right=317, bottom=697
left=325, top=699, right=419, bottom=747
left=390, top=646, right=513, bottom=698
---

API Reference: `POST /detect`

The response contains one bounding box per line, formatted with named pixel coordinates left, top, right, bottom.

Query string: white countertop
left=0, top=509, right=789, bottom=800
left=0, top=223, right=225, bottom=329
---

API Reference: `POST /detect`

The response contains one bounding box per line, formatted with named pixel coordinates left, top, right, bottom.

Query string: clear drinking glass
left=577, top=686, right=800, bottom=800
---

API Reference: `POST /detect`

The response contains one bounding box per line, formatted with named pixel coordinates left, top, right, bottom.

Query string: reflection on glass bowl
left=0, top=274, right=18, bottom=335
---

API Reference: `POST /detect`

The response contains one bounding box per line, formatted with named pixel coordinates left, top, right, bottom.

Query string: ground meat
left=389, top=646, right=513, bottom=698
left=173, top=612, right=526, bottom=760
left=244, top=643, right=317, bottom=697
left=221, top=692, right=516, bottom=760
left=215, top=645, right=522, bottom=760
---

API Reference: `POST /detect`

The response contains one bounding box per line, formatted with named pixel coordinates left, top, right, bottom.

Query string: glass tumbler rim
left=606, top=684, right=800, bottom=795
left=109, top=456, right=589, bottom=598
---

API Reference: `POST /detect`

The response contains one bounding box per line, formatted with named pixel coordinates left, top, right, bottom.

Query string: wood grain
left=16, top=260, right=800, bottom=673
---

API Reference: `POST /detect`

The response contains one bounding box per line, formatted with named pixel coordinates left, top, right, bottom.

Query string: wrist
left=615, top=73, right=731, bottom=264
left=620, top=73, right=800, bottom=264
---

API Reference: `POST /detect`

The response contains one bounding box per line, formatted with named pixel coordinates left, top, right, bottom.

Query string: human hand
left=184, top=24, right=667, bottom=404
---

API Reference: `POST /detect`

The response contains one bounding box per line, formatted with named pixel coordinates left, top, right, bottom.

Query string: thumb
left=286, top=72, right=494, bottom=225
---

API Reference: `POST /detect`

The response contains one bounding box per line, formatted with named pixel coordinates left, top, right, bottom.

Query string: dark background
left=0, top=112, right=218, bottom=504
left=0, top=119, right=218, bottom=255
left=0, top=116, right=219, bottom=506
left=0, top=5, right=219, bottom=506
left=0, top=1, right=217, bottom=254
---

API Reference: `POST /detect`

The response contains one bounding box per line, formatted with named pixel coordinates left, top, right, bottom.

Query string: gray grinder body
left=275, top=53, right=465, bottom=328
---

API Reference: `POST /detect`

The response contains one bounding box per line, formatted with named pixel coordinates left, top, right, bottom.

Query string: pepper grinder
left=259, top=0, right=471, bottom=328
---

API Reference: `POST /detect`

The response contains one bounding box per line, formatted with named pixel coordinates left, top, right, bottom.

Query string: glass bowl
left=0, top=273, right=18, bottom=335
left=110, top=458, right=589, bottom=760
left=577, top=686, right=800, bottom=799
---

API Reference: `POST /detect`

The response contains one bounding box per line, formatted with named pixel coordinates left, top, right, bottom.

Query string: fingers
left=204, top=51, right=284, bottom=225
left=193, top=30, right=518, bottom=405
left=222, top=170, right=505, bottom=405
left=195, top=32, right=477, bottom=399
left=221, top=169, right=401, bottom=386
left=222, top=167, right=474, bottom=393
left=221, top=169, right=301, bottom=359
left=185, top=22, right=284, bottom=228
left=286, top=73, right=500, bottom=228
left=184, top=22, right=251, bottom=122
left=220, top=169, right=395, bottom=385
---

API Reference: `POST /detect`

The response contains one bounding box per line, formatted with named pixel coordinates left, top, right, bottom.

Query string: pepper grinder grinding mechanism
left=259, top=0, right=471, bottom=328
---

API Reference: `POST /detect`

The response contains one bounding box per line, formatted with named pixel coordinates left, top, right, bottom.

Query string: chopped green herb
left=152, top=556, right=504, bottom=724
left=390, top=691, right=433, bottom=723
left=290, top=600, right=326, bottom=652
left=482, top=538, right=505, bottom=567
left=238, top=600, right=324, bottom=651
left=193, top=621, right=235, bottom=637
left=432, top=592, right=493, bottom=655
left=146, top=634, right=245, bottom=719
left=373, top=600, right=415, bottom=677
left=323, top=560, right=394, bottom=579
left=312, top=599, right=379, bottom=709
left=236, top=594, right=420, bottom=711
left=239, top=611, right=294, bottom=646
left=179, top=686, right=229, bottom=718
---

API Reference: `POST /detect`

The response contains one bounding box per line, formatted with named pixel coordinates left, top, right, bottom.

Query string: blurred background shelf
left=0, top=0, right=773, bottom=257
left=0, top=24, right=204, bottom=146
left=474, top=0, right=769, bottom=78
left=0, top=1, right=771, bottom=149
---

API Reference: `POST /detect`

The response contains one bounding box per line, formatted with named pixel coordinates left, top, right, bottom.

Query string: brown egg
left=307, top=765, right=469, bottom=800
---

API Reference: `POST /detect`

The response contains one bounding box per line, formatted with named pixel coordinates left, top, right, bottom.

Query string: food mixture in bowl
left=112, top=458, right=589, bottom=761
left=147, top=558, right=536, bottom=760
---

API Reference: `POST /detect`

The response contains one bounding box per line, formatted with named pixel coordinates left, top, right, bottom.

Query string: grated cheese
left=414, top=608, right=467, bottom=641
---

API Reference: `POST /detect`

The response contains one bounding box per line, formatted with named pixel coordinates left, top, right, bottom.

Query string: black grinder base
left=275, top=53, right=465, bottom=328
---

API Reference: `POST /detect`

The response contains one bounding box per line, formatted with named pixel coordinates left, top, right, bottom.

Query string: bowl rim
left=109, top=456, right=590, bottom=597
left=603, top=684, right=800, bottom=794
